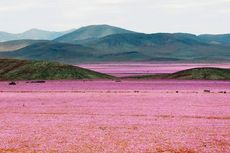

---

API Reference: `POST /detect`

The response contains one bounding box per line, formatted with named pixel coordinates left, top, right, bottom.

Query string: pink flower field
left=0, top=80, right=229, bottom=153
left=78, top=63, right=230, bottom=77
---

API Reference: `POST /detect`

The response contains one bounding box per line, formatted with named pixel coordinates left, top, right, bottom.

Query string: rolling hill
left=0, top=25, right=230, bottom=63
left=55, top=25, right=135, bottom=43
left=1, top=32, right=230, bottom=63
left=81, top=33, right=230, bottom=61
left=168, top=67, right=230, bottom=80
left=198, top=34, right=230, bottom=45
left=0, top=58, right=113, bottom=80
left=125, top=68, right=230, bottom=80
left=0, top=40, right=48, bottom=52
left=0, top=42, right=102, bottom=63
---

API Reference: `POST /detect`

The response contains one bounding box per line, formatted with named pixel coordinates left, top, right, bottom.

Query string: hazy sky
left=0, top=0, right=230, bottom=34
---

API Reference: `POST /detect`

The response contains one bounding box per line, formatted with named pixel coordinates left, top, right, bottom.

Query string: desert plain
left=0, top=64, right=230, bottom=153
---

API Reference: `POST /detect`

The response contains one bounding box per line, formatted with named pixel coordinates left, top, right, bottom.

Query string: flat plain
left=0, top=79, right=230, bottom=153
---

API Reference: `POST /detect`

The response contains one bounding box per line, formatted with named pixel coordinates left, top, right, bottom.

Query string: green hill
left=55, top=25, right=135, bottom=43
left=199, top=34, right=230, bottom=44
left=82, top=33, right=230, bottom=62
left=1, top=26, right=230, bottom=63
left=168, top=68, right=230, bottom=80
left=0, top=58, right=113, bottom=80
left=125, top=68, right=230, bottom=80
left=0, top=41, right=150, bottom=63
left=0, top=42, right=101, bottom=64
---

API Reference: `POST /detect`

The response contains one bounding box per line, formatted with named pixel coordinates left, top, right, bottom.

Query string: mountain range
left=0, top=29, right=74, bottom=42
left=0, top=25, right=230, bottom=63
left=55, top=25, right=134, bottom=43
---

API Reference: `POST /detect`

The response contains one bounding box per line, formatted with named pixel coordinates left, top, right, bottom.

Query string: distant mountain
left=1, top=32, right=230, bottom=63
left=0, top=25, right=230, bottom=63
left=81, top=33, right=230, bottom=61
left=55, top=25, right=135, bottom=43
left=0, top=32, right=15, bottom=42
left=0, top=58, right=113, bottom=80
left=0, top=40, right=48, bottom=52
left=0, top=29, right=74, bottom=42
left=198, top=34, right=230, bottom=44
left=0, top=42, right=102, bottom=63
left=126, top=68, right=230, bottom=80
left=15, top=29, right=74, bottom=40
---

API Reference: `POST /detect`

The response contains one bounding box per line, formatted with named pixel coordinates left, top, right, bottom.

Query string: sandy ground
left=78, top=63, right=230, bottom=77
left=0, top=80, right=230, bottom=153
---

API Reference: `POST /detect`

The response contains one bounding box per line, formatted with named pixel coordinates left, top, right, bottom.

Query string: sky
left=0, top=0, right=230, bottom=34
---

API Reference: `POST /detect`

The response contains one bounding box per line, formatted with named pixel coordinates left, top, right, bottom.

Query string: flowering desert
left=78, top=63, right=230, bottom=77
left=0, top=79, right=230, bottom=153
left=1, top=0, right=230, bottom=152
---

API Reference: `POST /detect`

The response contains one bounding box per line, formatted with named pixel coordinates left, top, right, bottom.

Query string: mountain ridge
left=55, top=24, right=135, bottom=43
left=0, top=25, right=230, bottom=63
left=0, top=29, right=74, bottom=42
left=1, top=32, right=230, bottom=64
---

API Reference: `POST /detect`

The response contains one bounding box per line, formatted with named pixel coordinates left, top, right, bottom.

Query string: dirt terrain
left=0, top=80, right=229, bottom=153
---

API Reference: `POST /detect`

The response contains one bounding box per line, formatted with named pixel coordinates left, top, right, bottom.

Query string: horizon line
left=1, top=24, right=230, bottom=35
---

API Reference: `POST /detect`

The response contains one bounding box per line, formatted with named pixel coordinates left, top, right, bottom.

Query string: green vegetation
left=168, top=68, right=230, bottom=80
left=125, top=68, right=230, bottom=80
left=1, top=58, right=229, bottom=81
left=0, top=58, right=113, bottom=80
